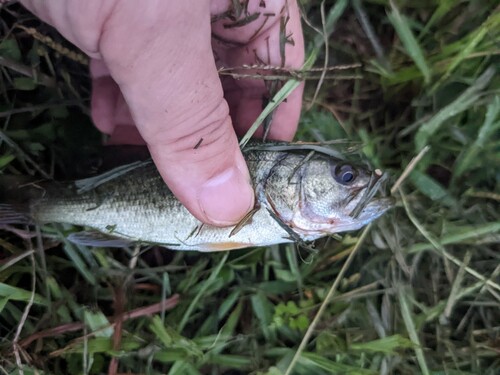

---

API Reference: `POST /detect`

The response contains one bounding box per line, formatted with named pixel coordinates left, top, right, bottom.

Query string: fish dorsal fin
left=74, top=160, right=153, bottom=193
left=242, top=141, right=351, bottom=160
left=68, top=230, right=133, bottom=248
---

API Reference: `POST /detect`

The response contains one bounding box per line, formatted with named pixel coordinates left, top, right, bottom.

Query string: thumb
left=98, top=1, right=255, bottom=226
left=149, top=111, right=255, bottom=227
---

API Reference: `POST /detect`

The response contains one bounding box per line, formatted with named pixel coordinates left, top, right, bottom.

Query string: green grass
left=1, top=1, right=499, bottom=374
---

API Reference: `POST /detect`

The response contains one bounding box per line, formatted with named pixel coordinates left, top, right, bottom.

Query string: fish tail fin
left=0, top=175, right=40, bottom=225
left=0, top=203, right=32, bottom=225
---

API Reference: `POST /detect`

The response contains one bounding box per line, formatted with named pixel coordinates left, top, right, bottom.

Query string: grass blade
left=60, top=237, right=97, bottom=285
left=407, top=222, right=500, bottom=254
left=438, top=11, right=500, bottom=85
left=350, top=334, right=415, bottom=354
left=409, top=169, right=456, bottom=206
left=239, top=79, right=302, bottom=148
left=388, top=1, right=431, bottom=84
left=400, top=190, right=500, bottom=293
left=177, top=253, right=228, bottom=332
left=454, top=95, right=500, bottom=177
left=415, top=66, right=495, bottom=151
left=299, top=352, right=376, bottom=374
left=284, top=225, right=372, bottom=375
left=0, top=282, right=47, bottom=306
left=397, top=286, right=430, bottom=375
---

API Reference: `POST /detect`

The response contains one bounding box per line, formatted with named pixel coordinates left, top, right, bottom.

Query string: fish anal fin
left=197, top=242, right=250, bottom=252
left=68, top=230, right=133, bottom=248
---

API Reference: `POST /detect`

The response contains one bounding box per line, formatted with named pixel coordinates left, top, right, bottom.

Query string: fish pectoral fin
left=229, top=206, right=259, bottom=237
left=68, top=230, right=133, bottom=248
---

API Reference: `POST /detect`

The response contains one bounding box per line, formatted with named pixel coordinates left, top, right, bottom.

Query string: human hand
left=20, top=0, right=304, bottom=226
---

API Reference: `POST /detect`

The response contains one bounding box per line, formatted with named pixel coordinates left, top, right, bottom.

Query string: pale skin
left=20, top=0, right=305, bottom=226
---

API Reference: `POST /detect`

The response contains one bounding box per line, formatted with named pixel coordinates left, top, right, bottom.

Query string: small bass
left=1, top=143, right=391, bottom=251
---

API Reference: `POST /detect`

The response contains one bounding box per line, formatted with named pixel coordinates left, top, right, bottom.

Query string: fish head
left=262, top=154, right=391, bottom=240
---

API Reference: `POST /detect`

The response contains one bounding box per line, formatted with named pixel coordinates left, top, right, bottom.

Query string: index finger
left=211, top=0, right=304, bottom=141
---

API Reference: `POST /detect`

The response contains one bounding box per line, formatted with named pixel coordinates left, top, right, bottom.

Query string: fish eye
left=332, top=164, right=357, bottom=185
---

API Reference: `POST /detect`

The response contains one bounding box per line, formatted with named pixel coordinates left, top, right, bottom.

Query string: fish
left=0, top=142, right=391, bottom=251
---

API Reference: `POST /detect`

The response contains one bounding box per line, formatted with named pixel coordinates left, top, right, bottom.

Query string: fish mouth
left=293, top=168, right=392, bottom=239
left=271, top=167, right=392, bottom=240
left=324, top=197, right=393, bottom=235
left=330, top=167, right=393, bottom=234
left=342, top=168, right=393, bottom=231
left=347, top=169, right=387, bottom=219
left=354, top=197, right=393, bottom=224
left=296, top=197, right=393, bottom=241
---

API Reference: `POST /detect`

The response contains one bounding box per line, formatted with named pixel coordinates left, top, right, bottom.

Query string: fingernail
left=198, top=167, right=254, bottom=226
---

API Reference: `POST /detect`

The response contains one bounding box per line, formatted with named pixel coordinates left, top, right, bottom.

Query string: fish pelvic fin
left=67, top=230, right=134, bottom=248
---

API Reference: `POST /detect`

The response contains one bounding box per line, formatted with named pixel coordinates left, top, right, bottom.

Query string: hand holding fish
left=20, top=0, right=304, bottom=226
